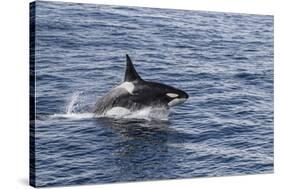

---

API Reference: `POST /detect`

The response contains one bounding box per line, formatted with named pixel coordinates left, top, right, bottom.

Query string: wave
left=50, top=113, right=94, bottom=120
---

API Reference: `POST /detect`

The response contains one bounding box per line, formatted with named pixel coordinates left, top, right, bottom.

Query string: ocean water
left=33, top=1, right=273, bottom=187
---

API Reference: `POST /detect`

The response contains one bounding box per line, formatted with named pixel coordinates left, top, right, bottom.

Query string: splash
left=65, top=91, right=81, bottom=114
left=50, top=92, right=95, bottom=120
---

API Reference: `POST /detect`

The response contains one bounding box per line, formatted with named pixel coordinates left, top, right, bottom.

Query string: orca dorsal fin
left=124, top=54, right=142, bottom=82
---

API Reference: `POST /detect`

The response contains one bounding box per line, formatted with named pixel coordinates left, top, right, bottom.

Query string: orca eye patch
left=166, top=93, right=179, bottom=98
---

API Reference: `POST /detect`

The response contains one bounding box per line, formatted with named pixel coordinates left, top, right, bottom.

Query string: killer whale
left=93, top=54, right=189, bottom=116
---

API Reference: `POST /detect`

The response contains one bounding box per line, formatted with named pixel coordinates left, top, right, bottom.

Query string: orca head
left=165, top=86, right=189, bottom=107
left=123, top=54, right=189, bottom=107
left=144, top=81, right=188, bottom=107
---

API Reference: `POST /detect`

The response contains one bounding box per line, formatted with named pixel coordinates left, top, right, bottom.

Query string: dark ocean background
left=33, top=1, right=273, bottom=187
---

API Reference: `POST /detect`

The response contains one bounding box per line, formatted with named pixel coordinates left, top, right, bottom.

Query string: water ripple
left=33, top=1, right=273, bottom=187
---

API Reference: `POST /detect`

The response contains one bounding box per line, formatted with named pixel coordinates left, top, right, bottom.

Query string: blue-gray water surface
left=33, top=1, right=273, bottom=187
